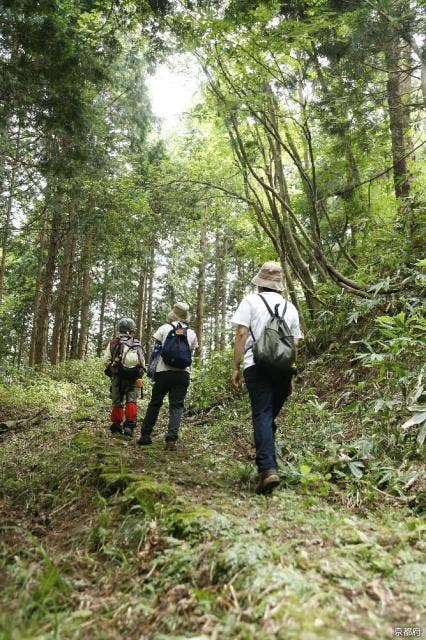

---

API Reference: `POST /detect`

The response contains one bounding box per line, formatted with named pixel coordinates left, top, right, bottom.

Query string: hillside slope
left=0, top=358, right=425, bottom=639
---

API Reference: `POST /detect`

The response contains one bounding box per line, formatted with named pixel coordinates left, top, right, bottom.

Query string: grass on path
left=0, top=364, right=425, bottom=639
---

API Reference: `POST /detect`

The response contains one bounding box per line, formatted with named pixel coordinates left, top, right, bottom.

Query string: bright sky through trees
left=147, top=55, right=201, bottom=131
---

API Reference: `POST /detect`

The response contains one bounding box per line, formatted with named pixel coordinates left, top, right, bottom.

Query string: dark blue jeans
left=244, top=365, right=292, bottom=473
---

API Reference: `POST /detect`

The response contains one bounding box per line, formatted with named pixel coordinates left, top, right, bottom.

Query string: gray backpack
left=250, top=294, right=296, bottom=374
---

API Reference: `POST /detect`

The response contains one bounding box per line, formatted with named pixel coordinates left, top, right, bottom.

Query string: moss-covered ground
left=0, top=358, right=424, bottom=639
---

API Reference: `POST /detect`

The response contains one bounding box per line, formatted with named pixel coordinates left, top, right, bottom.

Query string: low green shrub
left=188, top=350, right=234, bottom=411
left=0, top=358, right=105, bottom=416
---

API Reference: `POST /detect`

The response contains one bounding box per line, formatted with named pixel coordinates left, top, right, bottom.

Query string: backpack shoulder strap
left=110, top=337, right=122, bottom=361
left=109, top=337, right=120, bottom=351
left=281, top=300, right=288, bottom=318
left=137, top=344, right=146, bottom=367
left=258, top=293, right=274, bottom=317
left=246, top=295, right=274, bottom=349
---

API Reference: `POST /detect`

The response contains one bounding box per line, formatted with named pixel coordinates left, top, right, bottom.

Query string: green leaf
left=417, top=423, right=426, bottom=447
left=401, top=411, right=426, bottom=431
left=299, top=465, right=311, bottom=475
left=348, top=461, right=364, bottom=478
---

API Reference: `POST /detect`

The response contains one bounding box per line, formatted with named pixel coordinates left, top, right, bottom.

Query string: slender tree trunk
left=267, top=122, right=318, bottom=314
left=235, top=261, right=245, bottom=305
left=69, top=312, right=79, bottom=360
left=59, top=262, right=75, bottom=363
left=96, top=264, right=109, bottom=357
left=219, top=236, right=227, bottom=350
left=145, top=244, right=155, bottom=353
left=112, top=283, right=119, bottom=338
left=0, top=125, right=21, bottom=302
left=0, top=191, right=14, bottom=303
left=68, top=261, right=82, bottom=360
left=33, top=208, right=62, bottom=365
left=195, top=222, right=207, bottom=358
left=50, top=220, right=76, bottom=364
left=213, top=230, right=221, bottom=351
left=77, top=232, right=93, bottom=360
left=59, top=309, right=71, bottom=363
left=84, top=331, right=90, bottom=358
left=136, top=266, right=146, bottom=344
left=282, top=258, right=306, bottom=336
left=385, top=35, right=411, bottom=203
left=16, top=316, right=26, bottom=368
left=208, top=315, right=214, bottom=354
left=220, top=281, right=227, bottom=350
left=231, top=101, right=319, bottom=312
left=29, top=206, right=48, bottom=366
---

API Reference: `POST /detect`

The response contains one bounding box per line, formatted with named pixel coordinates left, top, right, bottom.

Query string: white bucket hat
left=251, top=261, right=284, bottom=292
left=168, top=301, right=191, bottom=323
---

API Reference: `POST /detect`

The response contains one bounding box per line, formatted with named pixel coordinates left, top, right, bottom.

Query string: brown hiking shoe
left=164, top=440, right=177, bottom=451
left=137, top=434, right=152, bottom=446
left=256, top=469, right=280, bottom=495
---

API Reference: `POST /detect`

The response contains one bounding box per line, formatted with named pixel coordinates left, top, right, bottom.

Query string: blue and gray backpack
left=161, top=323, right=192, bottom=369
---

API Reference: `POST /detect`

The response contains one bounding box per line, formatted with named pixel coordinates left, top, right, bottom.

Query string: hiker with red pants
left=104, top=318, right=145, bottom=437
left=137, top=302, right=198, bottom=451
left=231, top=262, right=303, bottom=494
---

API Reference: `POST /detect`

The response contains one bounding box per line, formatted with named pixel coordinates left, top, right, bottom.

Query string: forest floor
left=0, top=360, right=425, bottom=640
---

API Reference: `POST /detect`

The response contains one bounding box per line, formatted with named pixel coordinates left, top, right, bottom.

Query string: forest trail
left=1, top=1, right=425, bottom=637
left=1, top=379, right=424, bottom=640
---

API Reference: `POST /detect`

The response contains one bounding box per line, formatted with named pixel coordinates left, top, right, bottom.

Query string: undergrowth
left=0, top=310, right=425, bottom=638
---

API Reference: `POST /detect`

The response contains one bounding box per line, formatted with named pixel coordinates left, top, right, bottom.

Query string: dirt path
left=1, top=402, right=425, bottom=640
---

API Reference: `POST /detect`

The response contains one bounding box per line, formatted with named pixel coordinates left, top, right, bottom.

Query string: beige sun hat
left=251, top=261, right=284, bottom=292
left=168, top=301, right=191, bottom=323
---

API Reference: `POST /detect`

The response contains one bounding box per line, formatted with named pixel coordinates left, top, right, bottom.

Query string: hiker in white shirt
left=137, top=302, right=198, bottom=451
left=231, top=262, right=302, bottom=494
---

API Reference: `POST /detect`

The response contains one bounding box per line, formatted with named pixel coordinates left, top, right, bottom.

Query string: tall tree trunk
left=96, top=263, right=109, bottom=357
left=219, top=236, right=227, bottom=350
left=385, top=35, right=411, bottom=204
left=194, top=222, right=207, bottom=358
left=136, top=266, right=146, bottom=344
left=145, top=244, right=155, bottom=353
left=112, top=288, right=119, bottom=337
left=59, top=306, right=71, bottom=363
left=282, top=258, right=306, bottom=336
left=0, top=124, right=21, bottom=302
left=267, top=122, right=319, bottom=314
left=69, top=311, right=79, bottom=360
left=50, top=220, right=76, bottom=364
left=77, top=232, right=93, bottom=360
left=230, top=106, right=319, bottom=313
left=59, top=261, right=75, bottom=363
left=29, top=206, right=48, bottom=366
left=235, top=260, right=245, bottom=306
left=16, top=316, right=26, bottom=368
left=67, top=260, right=81, bottom=360
left=33, top=208, right=62, bottom=365
left=209, top=315, right=214, bottom=354
left=213, top=230, right=221, bottom=351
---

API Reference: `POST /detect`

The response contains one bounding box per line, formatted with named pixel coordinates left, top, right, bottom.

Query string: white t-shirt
left=154, top=322, right=199, bottom=373
left=231, top=292, right=303, bottom=369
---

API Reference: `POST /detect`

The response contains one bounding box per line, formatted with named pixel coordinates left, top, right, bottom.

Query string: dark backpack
left=111, top=336, right=145, bottom=380
left=250, top=294, right=296, bottom=375
left=161, top=323, right=192, bottom=369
